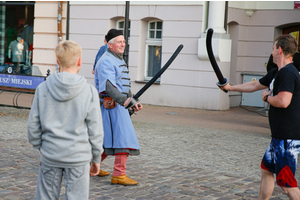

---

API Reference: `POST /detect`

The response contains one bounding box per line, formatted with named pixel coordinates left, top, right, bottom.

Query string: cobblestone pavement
left=0, top=105, right=298, bottom=200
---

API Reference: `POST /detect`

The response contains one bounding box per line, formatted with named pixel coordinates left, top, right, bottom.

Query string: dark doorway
left=283, top=26, right=300, bottom=52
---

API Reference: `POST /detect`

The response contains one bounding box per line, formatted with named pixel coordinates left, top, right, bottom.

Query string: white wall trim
left=70, top=1, right=204, bottom=6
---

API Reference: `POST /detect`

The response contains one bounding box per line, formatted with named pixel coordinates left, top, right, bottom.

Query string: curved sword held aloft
left=206, top=28, right=228, bottom=93
left=129, top=44, right=184, bottom=116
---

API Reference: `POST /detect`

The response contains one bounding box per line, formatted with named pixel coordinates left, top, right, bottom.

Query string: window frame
left=144, top=20, right=163, bottom=81
left=116, top=19, right=131, bottom=42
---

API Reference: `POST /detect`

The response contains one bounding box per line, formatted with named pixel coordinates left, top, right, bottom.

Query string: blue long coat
left=95, top=51, right=140, bottom=153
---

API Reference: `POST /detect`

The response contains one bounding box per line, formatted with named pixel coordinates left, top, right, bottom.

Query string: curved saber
left=134, top=44, right=183, bottom=99
left=206, top=28, right=228, bottom=93
left=129, top=44, right=184, bottom=115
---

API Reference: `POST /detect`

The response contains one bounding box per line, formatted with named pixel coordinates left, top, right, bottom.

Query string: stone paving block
left=0, top=106, right=298, bottom=199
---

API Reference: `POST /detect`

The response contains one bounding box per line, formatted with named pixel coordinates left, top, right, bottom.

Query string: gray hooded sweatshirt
left=27, top=72, right=103, bottom=168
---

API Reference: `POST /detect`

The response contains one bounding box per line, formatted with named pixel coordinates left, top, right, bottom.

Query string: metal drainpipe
left=124, top=1, right=130, bottom=66
left=57, top=1, right=63, bottom=72
left=66, top=1, right=70, bottom=40
left=224, top=1, right=228, bottom=32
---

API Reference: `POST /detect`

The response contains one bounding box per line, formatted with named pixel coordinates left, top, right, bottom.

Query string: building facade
left=1, top=1, right=299, bottom=110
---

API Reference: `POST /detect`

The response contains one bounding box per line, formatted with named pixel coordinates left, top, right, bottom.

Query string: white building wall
left=69, top=1, right=232, bottom=110
left=32, top=1, right=300, bottom=110
left=227, top=4, right=300, bottom=106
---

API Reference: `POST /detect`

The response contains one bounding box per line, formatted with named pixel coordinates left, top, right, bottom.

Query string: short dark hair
left=275, top=34, right=297, bottom=57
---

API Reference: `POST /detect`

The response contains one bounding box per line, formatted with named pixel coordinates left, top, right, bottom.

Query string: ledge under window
left=135, top=80, right=161, bottom=85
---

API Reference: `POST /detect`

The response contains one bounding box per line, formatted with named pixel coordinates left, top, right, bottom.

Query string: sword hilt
left=128, top=102, right=141, bottom=116
left=128, top=108, right=135, bottom=116
left=216, top=78, right=228, bottom=93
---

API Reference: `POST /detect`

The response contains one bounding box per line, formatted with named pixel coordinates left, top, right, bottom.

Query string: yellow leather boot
left=111, top=175, right=138, bottom=185
left=97, top=170, right=110, bottom=177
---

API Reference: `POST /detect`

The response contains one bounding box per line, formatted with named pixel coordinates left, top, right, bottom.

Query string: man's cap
left=105, top=29, right=123, bottom=42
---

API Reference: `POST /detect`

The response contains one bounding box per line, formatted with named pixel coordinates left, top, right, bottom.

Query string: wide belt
left=99, top=94, right=117, bottom=109
left=99, top=94, right=109, bottom=99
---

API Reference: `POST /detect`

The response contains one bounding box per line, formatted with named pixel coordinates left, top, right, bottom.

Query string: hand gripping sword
left=129, top=44, right=184, bottom=116
left=206, top=28, right=228, bottom=93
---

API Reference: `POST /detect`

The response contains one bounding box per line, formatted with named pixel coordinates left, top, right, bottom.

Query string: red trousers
left=101, top=153, right=127, bottom=176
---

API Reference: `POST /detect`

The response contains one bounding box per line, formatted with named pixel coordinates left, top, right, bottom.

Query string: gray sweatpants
left=36, top=163, right=90, bottom=200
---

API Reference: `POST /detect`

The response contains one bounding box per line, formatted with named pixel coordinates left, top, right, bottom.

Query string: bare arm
left=222, top=80, right=267, bottom=93
left=262, top=90, right=292, bottom=108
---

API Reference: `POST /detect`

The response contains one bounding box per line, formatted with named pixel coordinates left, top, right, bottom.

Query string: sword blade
left=206, top=28, right=228, bottom=92
left=133, top=44, right=184, bottom=100
left=206, top=28, right=226, bottom=83
left=129, top=44, right=183, bottom=116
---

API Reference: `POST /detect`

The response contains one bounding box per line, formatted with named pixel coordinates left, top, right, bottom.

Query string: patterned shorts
left=261, top=138, right=300, bottom=187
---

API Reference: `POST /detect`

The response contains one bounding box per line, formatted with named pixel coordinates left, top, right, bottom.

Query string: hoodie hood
left=46, top=72, right=87, bottom=101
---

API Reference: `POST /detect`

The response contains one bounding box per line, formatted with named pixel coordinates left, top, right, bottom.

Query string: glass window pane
left=150, top=22, right=155, bottom=29
left=156, top=31, right=162, bottom=39
left=149, top=31, right=155, bottom=38
left=119, top=21, right=130, bottom=38
left=119, top=21, right=124, bottom=28
left=1, top=3, right=34, bottom=75
left=147, top=46, right=162, bottom=77
left=157, top=22, right=162, bottom=29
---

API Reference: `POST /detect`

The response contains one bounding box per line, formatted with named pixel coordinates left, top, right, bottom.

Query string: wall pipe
left=124, top=1, right=130, bottom=66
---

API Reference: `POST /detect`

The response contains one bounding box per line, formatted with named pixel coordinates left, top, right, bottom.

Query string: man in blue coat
left=94, top=29, right=143, bottom=185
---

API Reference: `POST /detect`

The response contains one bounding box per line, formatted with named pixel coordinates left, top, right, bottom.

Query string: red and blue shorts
left=261, top=138, right=300, bottom=187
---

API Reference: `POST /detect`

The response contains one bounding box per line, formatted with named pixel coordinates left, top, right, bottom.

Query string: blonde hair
left=55, top=40, right=82, bottom=70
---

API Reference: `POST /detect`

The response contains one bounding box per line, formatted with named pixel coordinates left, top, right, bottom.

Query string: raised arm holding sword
left=207, top=28, right=300, bottom=199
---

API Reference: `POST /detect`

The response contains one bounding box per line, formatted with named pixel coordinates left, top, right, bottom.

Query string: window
left=117, top=20, right=130, bottom=38
left=117, top=20, right=131, bottom=64
left=149, top=21, right=162, bottom=39
left=0, top=2, right=34, bottom=75
left=145, top=21, right=162, bottom=81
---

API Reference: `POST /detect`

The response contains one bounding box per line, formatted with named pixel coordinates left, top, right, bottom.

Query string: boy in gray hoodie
left=27, top=40, right=104, bottom=200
